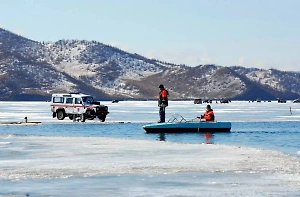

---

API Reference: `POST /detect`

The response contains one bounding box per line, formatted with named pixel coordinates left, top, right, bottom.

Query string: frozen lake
left=0, top=100, right=300, bottom=123
left=0, top=100, right=299, bottom=196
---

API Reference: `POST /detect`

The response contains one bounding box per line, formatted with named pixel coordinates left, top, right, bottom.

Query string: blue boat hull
left=143, top=122, right=231, bottom=133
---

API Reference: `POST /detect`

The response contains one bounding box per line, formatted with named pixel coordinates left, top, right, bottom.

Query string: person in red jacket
left=197, top=105, right=215, bottom=122
left=158, top=84, right=169, bottom=123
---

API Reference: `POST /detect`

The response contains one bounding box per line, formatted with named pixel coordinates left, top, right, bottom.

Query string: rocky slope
left=0, top=28, right=299, bottom=101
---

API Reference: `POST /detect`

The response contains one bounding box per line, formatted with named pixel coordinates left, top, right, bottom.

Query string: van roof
left=51, top=93, right=92, bottom=97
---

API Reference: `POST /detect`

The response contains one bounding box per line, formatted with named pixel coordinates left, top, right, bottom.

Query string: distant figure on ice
left=197, top=105, right=215, bottom=122
left=158, top=84, right=169, bottom=123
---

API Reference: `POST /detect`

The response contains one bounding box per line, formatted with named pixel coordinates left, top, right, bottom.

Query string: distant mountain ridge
left=0, top=28, right=299, bottom=101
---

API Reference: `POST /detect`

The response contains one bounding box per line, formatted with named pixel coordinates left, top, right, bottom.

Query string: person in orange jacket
left=197, top=105, right=215, bottom=122
left=158, top=84, right=169, bottom=123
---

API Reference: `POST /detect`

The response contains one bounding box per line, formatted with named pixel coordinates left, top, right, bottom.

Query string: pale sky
left=1, top=0, right=300, bottom=71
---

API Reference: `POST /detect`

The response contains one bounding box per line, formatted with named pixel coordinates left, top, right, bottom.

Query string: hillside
left=0, top=28, right=300, bottom=101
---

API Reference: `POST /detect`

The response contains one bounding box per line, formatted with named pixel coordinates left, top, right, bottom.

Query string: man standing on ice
left=158, top=84, right=169, bottom=123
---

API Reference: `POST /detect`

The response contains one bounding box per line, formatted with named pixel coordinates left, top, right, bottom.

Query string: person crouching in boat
left=197, top=105, right=215, bottom=122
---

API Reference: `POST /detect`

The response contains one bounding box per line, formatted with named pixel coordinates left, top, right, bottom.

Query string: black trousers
left=159, top=107, right=166, bottom=122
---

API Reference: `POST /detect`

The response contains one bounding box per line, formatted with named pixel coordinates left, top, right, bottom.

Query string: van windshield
left=82, top=96, right=94, bottom=103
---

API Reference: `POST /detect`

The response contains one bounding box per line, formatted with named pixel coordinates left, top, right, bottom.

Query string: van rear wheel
left=57, top=110, right=65, bottom=120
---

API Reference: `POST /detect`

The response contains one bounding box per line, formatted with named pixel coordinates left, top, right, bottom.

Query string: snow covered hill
left=0, top=28, right=299, bottom=101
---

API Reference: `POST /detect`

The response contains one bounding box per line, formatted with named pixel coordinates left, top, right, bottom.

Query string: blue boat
left=143, top=114, right=231, bottom=134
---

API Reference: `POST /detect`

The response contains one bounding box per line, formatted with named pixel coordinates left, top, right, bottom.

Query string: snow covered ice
left=0, top=135, right=299, bottom=196
left=0, top=100, right=300, bottom=196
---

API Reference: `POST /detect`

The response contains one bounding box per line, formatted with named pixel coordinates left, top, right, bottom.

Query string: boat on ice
left=143, top=114, right=231, bottom=134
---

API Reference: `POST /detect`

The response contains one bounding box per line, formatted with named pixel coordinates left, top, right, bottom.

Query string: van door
left=74, top=97, right=84, bottom=114
left=65, top=97, right=74, bottom=114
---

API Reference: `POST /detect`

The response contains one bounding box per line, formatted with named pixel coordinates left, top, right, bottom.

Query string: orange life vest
left=158, top=89, right=168, bottom=107
left=203, top=109, right=214, bottom=121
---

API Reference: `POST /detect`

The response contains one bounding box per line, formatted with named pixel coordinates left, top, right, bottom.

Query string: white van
left=50, top=93, right=109, bottom=122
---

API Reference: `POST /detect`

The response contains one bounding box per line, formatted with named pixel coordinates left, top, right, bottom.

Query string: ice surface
left=0, top=101, right=300, bottom=196
left=0, top=136, right=299, bottom=196
left=0, top=100, right=300, bottom=123
left=0, top=136, right=299, bottom=178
